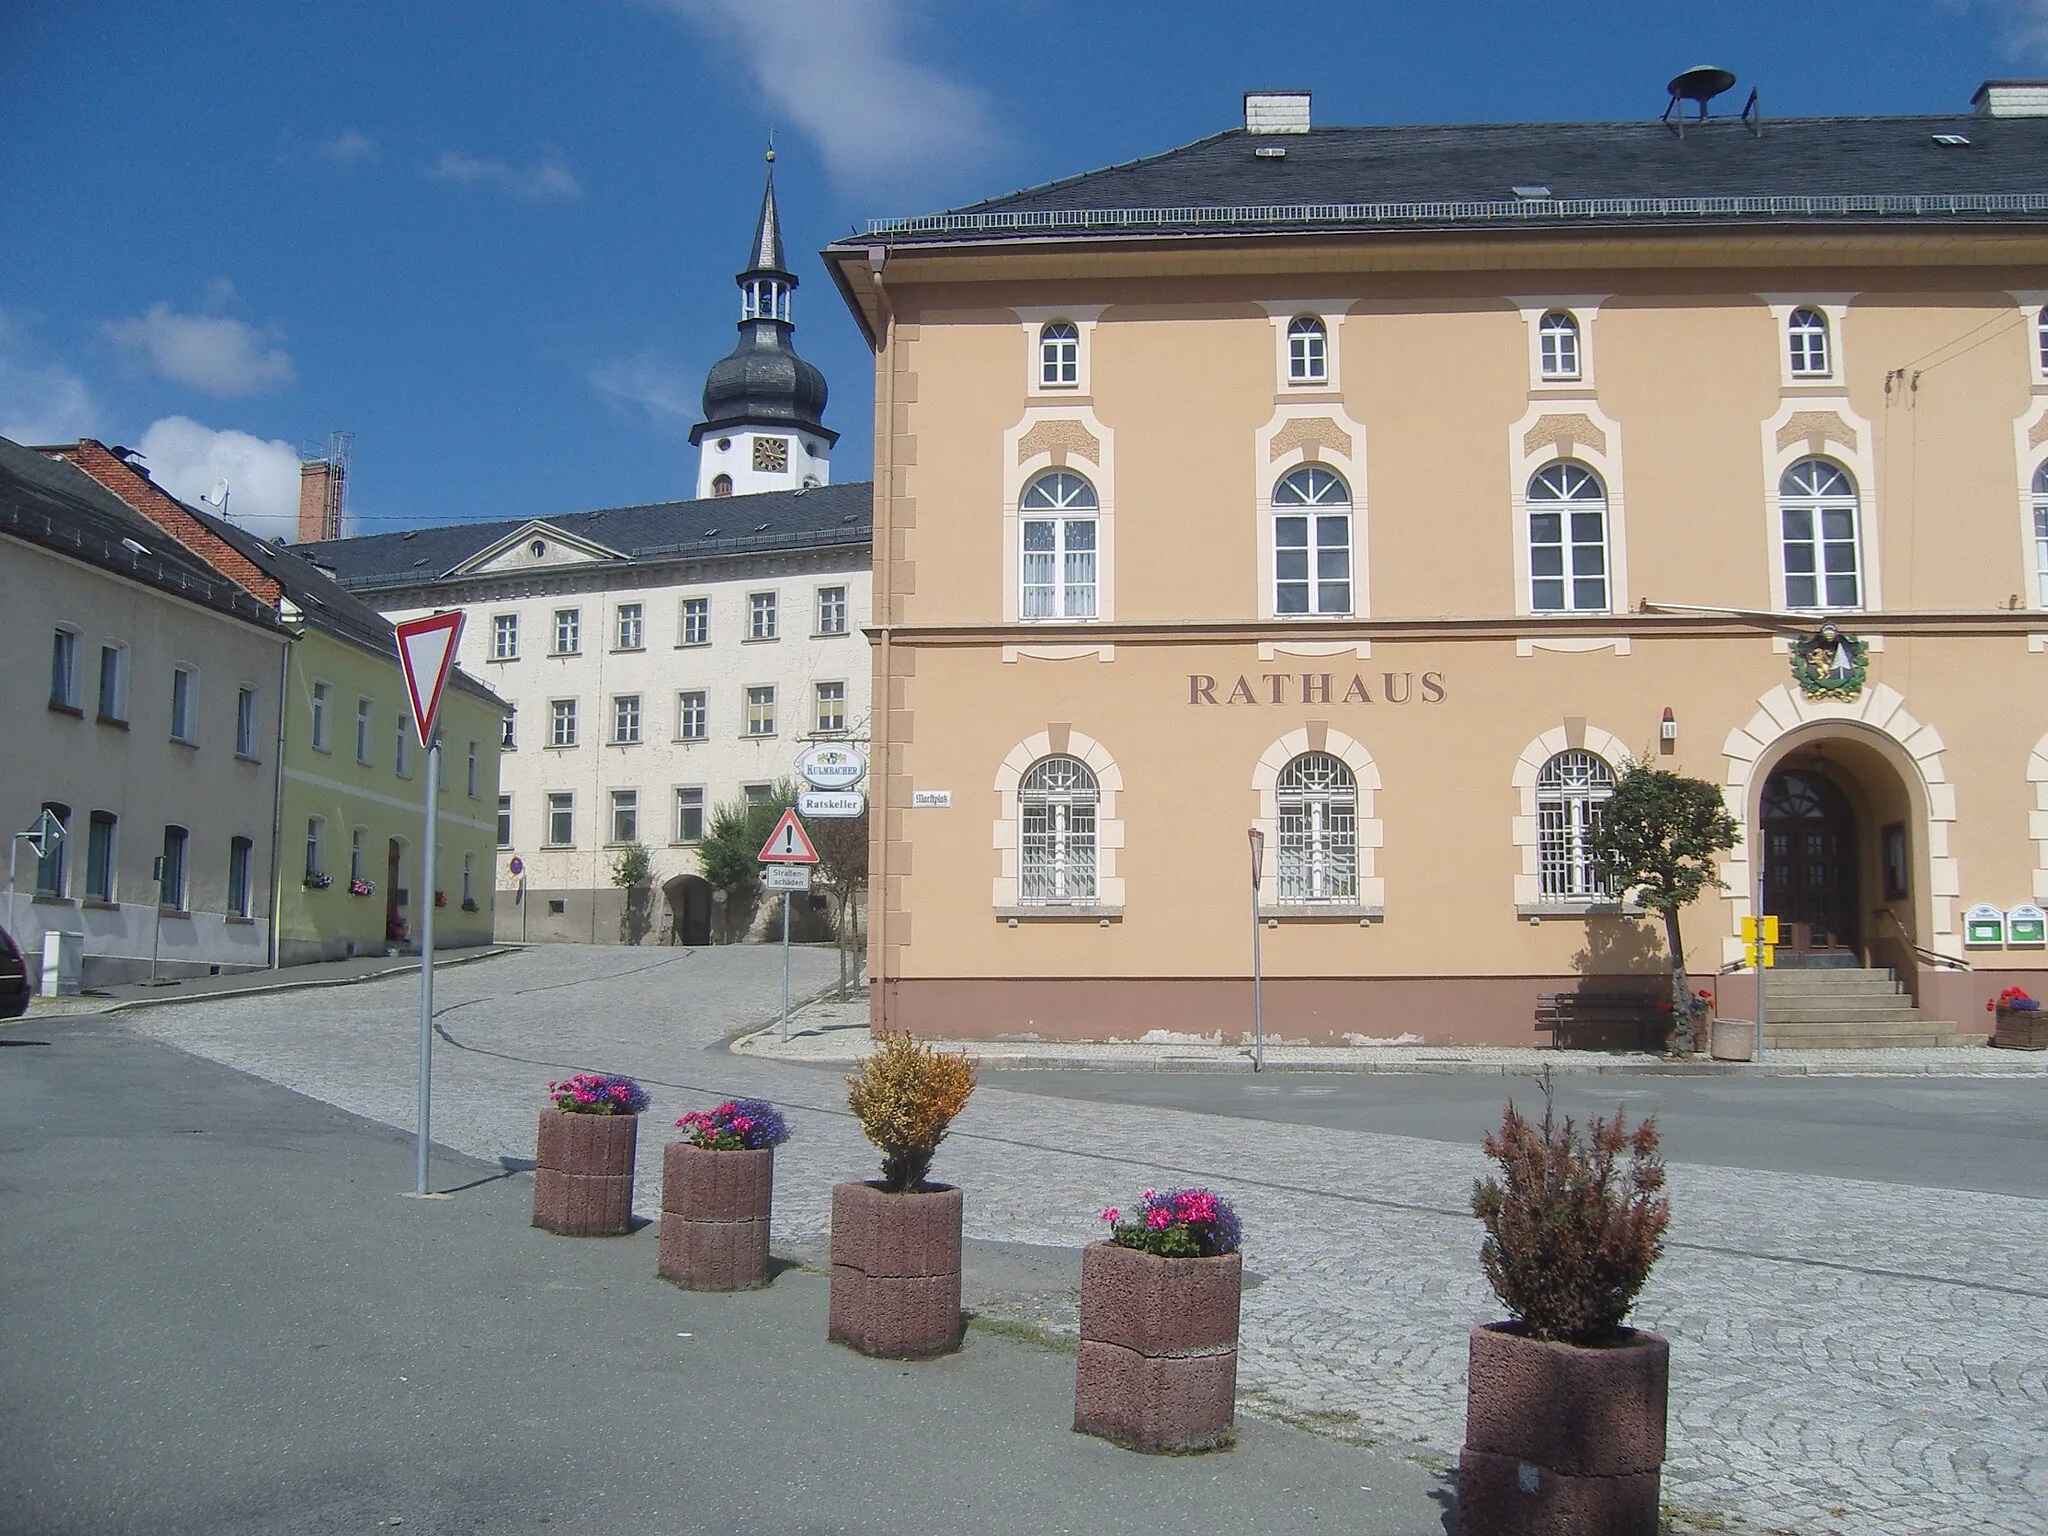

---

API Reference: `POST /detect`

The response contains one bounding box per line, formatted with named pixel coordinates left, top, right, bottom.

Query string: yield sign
left=394, top=611, right=466, bottom=746
left=756, top=807, right=819, bottom=864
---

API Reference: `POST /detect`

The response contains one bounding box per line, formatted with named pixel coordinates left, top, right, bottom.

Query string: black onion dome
left=694, top=327, right=831, bottom=436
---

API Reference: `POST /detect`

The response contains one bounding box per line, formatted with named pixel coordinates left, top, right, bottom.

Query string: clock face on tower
left=753, top=437, right=789, bottom=474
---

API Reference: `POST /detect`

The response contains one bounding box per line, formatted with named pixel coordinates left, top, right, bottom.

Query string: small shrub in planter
left=659, top=1099, right=791, bottom=1291
left=1460, top=1074, right=1672, bottom=1535
left=1076, top=1189, right=1245, bottom=1453
left=1991, top=986, right=2046, bottom=1049
left=533, top=1073, right=649, bottom=1237
left=829, top=1033, right=977, bottom=1358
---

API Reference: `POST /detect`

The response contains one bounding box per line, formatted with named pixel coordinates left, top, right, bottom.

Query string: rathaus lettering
left=1187, top=672, right=1447, bottom=706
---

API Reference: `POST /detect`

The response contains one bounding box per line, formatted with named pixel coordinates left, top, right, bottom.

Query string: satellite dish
left=202, top=478, right=230, bottom=510
left=1666, top=66, right=1737, bottom=118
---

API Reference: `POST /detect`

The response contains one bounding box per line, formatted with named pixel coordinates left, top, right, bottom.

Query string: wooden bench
left=1534, top=990, right=1670, bottom=1051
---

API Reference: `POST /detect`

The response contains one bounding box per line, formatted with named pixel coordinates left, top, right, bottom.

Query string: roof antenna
left=1663, top=65, right=1737, bottom=139
left=1741, top=86, right=1763, bottom=138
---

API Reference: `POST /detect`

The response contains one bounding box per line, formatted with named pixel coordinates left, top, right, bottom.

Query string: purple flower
left=548, top=1072, right=649, bottom=1116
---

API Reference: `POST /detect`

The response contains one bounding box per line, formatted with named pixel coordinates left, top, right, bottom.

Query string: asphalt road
left=979, top=1069, right=2048, bottom=1200
left=0, top=1020, right=1449, bottom=1536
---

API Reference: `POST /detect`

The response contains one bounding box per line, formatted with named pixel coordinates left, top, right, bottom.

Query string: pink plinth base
left=657, top=1143, right=774, bottom=1290
left=1459, top=1324, right=1667, bottom=1536
left=827, top=1181, right=962, bottom=1359
left=1073, top=1243, right=1241, bottom=1453
left=531, top=1109, right=638, bottom=1237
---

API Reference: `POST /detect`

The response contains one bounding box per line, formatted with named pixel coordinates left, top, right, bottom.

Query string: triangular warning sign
left=757, top=807, right=819, bottom=864
left=394, top=611, right=466, bottom=746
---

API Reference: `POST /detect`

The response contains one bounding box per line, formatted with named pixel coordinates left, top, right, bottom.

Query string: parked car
left=0, top=923, right=29, bottom=1019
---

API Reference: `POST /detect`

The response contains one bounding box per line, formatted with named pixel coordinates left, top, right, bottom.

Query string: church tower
left=691, top=152, right=836, bottom=498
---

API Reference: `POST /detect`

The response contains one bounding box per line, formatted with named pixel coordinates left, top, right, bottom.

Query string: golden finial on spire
left=765, top=126, right=775, bottom=165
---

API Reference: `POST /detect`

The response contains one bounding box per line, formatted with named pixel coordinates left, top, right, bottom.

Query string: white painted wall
left=695, top=427, right=832, bottom=499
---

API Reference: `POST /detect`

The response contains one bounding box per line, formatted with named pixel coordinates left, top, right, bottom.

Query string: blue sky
left=3, top=0, right=2044, bottom=539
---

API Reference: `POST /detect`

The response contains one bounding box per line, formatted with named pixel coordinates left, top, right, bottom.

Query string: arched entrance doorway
left=1760, top=767, right=1860, bottom=963
left=663, top=874, right=713, bottom=947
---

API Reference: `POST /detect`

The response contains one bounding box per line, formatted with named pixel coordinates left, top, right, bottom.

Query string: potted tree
left=1074, top=1188, right=1244, bottom=1453
left=532, top=1073, right=650, bottom=1237
left=828, top=1033, right=977, bottom=1358
left=1990, top=986, right=2045, bottom=1049
left=1461, top=1075, right=1672, bottom=1536
left=658, top=1098, right=790, bottom=1290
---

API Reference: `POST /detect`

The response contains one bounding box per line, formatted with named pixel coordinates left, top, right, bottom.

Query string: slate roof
left=0, top=436, right=286, bottom=633
left=299, top=479, right=872, bottom=595
left=182, top=500, right=503, bottom=708
left=850, top=112, right=2048, bottom=245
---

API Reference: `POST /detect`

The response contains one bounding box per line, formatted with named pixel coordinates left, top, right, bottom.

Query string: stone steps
left=1752, top=967, right=1967, bottom=1047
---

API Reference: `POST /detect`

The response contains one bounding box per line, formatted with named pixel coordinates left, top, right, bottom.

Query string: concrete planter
left=531, top=1108, right=639, bottom=1237
left=1459, top=1323, right=1668, bottom=1536
left=827, top=1180, right=962, bottom=1359
left=657, top=1143, right=774, bottom=1290
left=1074, top=1242, right=1241, bottom=1453
left=1708, top=1017, right=1755, bottom=1061
left=1992, top=1006, right=2047, bottom=1050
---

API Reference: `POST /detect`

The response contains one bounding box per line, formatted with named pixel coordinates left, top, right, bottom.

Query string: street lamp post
left=1248, top=827, right=1265, bottom=1073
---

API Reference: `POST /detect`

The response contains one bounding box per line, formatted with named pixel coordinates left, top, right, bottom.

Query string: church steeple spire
left=690, top=143, right=836, bottom=499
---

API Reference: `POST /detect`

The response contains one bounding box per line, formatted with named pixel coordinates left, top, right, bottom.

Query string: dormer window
left=1538, top=311, right=1581, bottom=380
left=1287, top=316, right=1327, bottom=384
left=1788, top=307, right=1832, bottom=378
left=1039, top=322, right=1079, bottom=387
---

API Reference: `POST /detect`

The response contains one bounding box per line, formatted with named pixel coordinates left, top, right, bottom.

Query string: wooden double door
left=1761, top=769, right=1861, bottom=963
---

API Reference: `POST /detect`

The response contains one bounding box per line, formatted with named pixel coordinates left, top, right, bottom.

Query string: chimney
left=1244, top=89, right=1311, bottom=134
left=298, top=458, right=343, bottom=543
left=1972, top=79, right=2048, bottom=117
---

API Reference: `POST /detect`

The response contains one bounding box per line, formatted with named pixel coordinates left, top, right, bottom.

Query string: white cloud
left=650, top=0, right=998, bottom=195
left=104, top=302, right=295, bottom=397
left=319, top=128, right=377, bottom=165
left=1950, top=0, right=2048, bottom=59
left=136, top=416, right=304, bottom=543
left=588, top=354, right=701, bottom=430
left=0, top=310, right=102, bottom=445
left=427, top=149, right=582, bottom=202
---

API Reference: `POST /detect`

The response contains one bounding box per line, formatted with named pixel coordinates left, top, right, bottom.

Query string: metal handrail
left=1875, top=907, right=1970, bottom=971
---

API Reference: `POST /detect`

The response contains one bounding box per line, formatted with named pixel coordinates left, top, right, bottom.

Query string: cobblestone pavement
left=106, top=945, right=2048, bottom=1536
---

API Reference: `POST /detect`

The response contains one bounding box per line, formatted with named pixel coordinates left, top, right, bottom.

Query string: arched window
left=1276, top=753, right=1357, bottom=902
left=710, top=474, right=733, bottom=498
left=1538, top=311, right=1580, bottom=379
left=1287, top=316, right=1327, bottom=383
left=2036, top=305, right=2047, bottom=374
left=1020, top=470, right=1098, bottom=620
left=1526, top=461, right=1608, bottom=612
left=1536, top=751, right=1616, bottom=901
left=1039, top=322, right=1078, bottom=387
left=1019, top=756, right=1098, bottom=904
left=1788, top=307, right=1831, bottom=377
left=1272, top=465, right=1352, bottom=615
left=34, top=802, right=69, bottom=896
left=1780, top=457, right=1862, bottom=610
left=2034, top=459, right=2048, bottom=605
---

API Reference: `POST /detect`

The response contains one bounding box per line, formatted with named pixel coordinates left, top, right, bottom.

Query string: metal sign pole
left=417, top=738, right=439, bottom=1197
left=1248, top=828, right=1265, bottom=1073
left=780, top=890, right=791, bottom=1040
left=1754, top=861, right=1767, bottom=1064
left=5, top=835, right=18, bottom=955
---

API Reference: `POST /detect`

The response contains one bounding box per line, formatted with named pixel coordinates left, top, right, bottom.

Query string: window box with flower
left=348, top=877, right=375, bottom=897
left=658, top=1099, right=790, bottom=1291
left=1074, top=1187, right=1244, bottom=1454
left=303, top=871, right=332, bottom=891
left=1990, top=986, right=2045, bottom=1050
left=533, top=1073, right=650, bottom=1237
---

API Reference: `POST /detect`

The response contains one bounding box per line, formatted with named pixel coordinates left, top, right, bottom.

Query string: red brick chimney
left=298, top=458, right=343, bottom=543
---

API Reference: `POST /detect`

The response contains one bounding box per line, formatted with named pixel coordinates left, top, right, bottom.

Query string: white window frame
left=228, top=836, right=253, bottom=919
left=814, top=680, right=845, bottom=735
left=549, top=698, right=578, bottom=748
left=305, top=816, right=325, bottom=879
left=1787, top=307, right=1832, bottom=379
left=679, top=596, right=710, bottom=646
left=1526, top=461, right=1611, bottom=614
left=395, top=720, right=412, bottom=779
left=491, top=613, right=519, bottom=660
left=235, top=686, right=259, bottom=759
left=98, top=642, right=129, bottom=723
left=50, top=626, right=80, bottom=709
left=1039, top=322, right=1079, bottom=388
left=461, top=851, right=476, bottom=906
left=745, top=685, right=776, bottom=738
left=748, top=591, right=779, bottom=641
left=1017, top=306, right=1102, bottom=397
left=309, top=680, right=330, bottom=751
left=546, top=793, right=575, bottom=847
left=170, top=665, right=198, bottom=745
left=1275, top=753, right=1359, bottom=904
left=355, top=697, right=373, bottom=765
left=86, top=810, right=116, bottom=902
left=677, top=690, right=708, bottom=742
left=1286, top=316, right=1328, bottom=385
left=159, top=824, right=188, bottom=911
left=466, top=740, right=479, bottom=798
left=1538, top=311, right=1581, bottom=380
left=816, top=585, right=848, bottom=635
left=1019, top=756, right=1099, bottom=906
left=1019, top=470, right=1099, bottom=621
left=1271, top=465, right=1353, bottom=617
left=552, top=608, right=581, bottom=656
left=349, top=826, right=366, bottom=884
left=611, top=694, right=642, bottom=745
left=500, top=708, right=516, bottom=751
left=33, top=802, right=69, bottom=896
left=674, top=786, right=705, bottom=844
left=2034, top=460, right=2048, bottom=608
left=496, top=794, right=512, bottom=849
left=609, top=789, right=639, bottom=845
left=1536, top=751, right=1617, bottom=903
left=614, top=603, right=644, bottom=652
left=1779, top=457, right=1863, bottom=611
